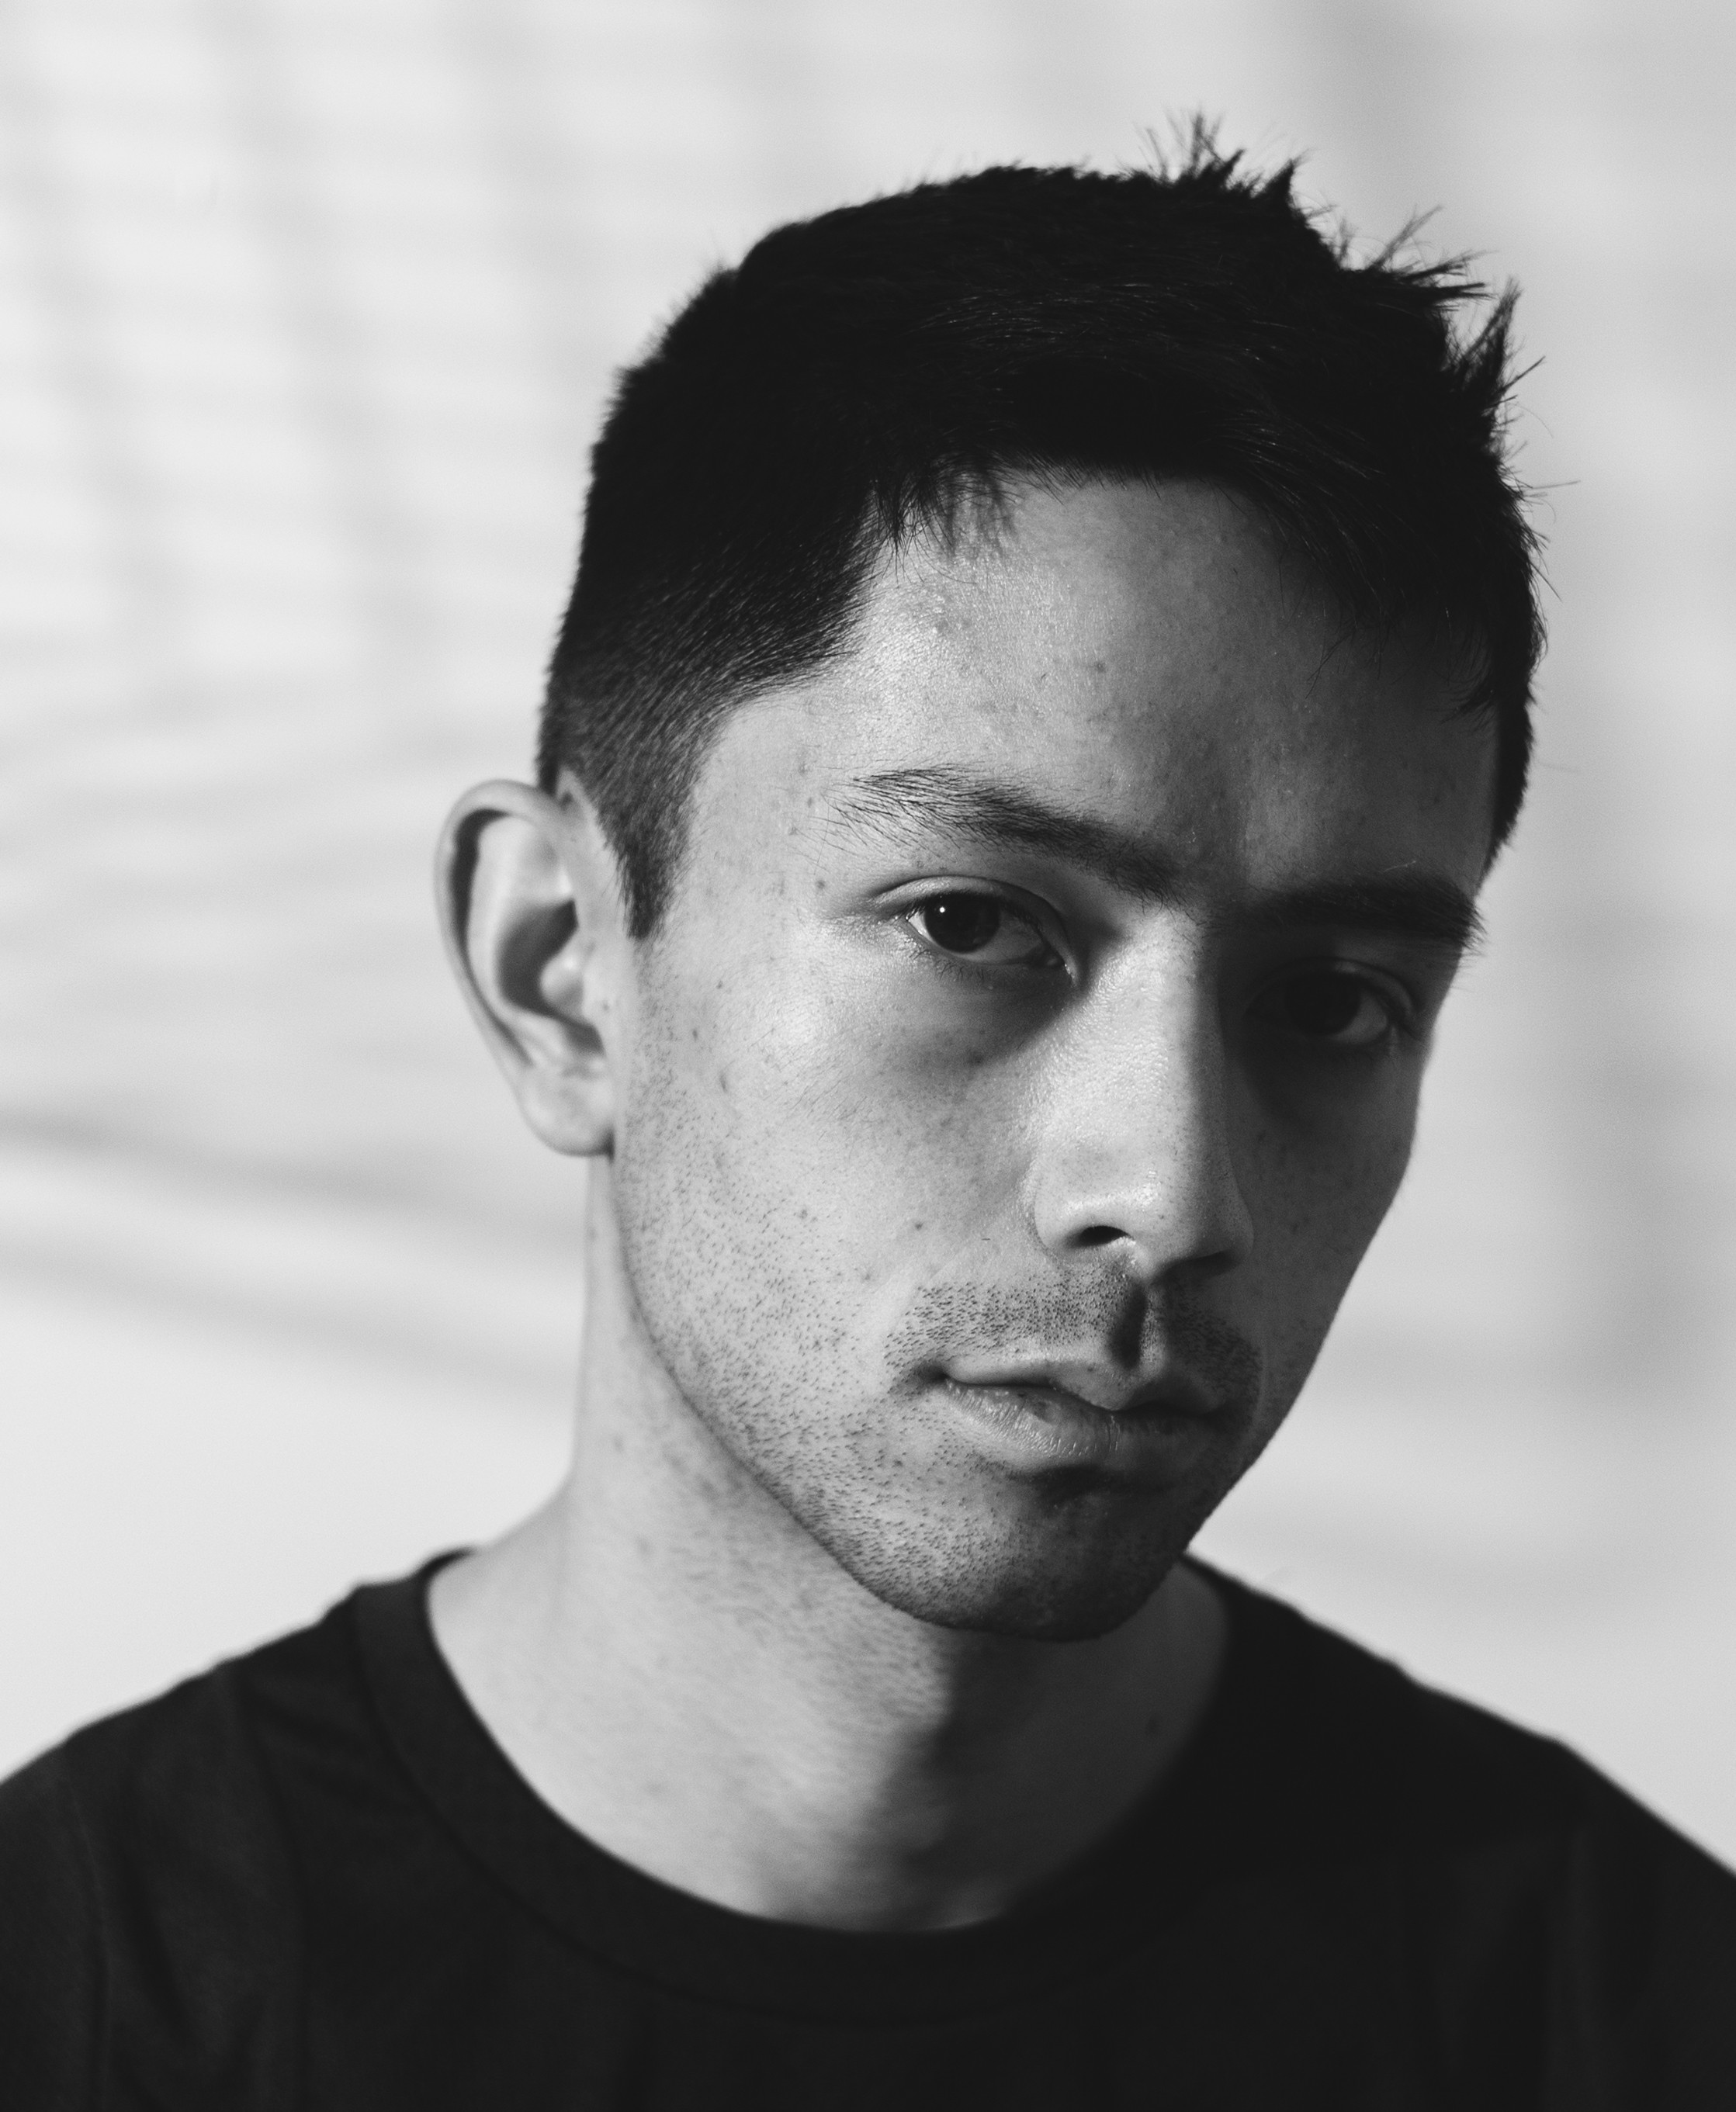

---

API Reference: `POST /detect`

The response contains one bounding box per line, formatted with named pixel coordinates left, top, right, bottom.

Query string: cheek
left=612, top=947, right=1028, bottom=1362
left=1241, top=1080, right=1419, bottom=1390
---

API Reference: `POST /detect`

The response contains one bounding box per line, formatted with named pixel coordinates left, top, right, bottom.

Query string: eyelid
left=1338, top=962, right=1421, bottom=1035
left=885, top=877, right=1062, bottom=932
left=1248, top=958, right=1423, bottom=1044
left=1266, top=954, right=1419, bottom=1009
left=888, top=879, right=1071, bottom=972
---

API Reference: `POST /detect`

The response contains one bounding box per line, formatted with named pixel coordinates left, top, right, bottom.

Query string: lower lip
left=936, top=1379, right=1223, bottom=1479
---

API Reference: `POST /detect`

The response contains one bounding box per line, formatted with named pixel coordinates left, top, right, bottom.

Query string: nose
left=1026, top=950, right=1254, bottom=1285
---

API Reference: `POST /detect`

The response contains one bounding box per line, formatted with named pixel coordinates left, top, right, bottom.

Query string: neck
left=431, top=1174, right=1227, bottom=1933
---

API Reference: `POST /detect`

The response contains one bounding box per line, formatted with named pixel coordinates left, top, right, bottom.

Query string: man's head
left=444, top=143, right=1540, bottom=1645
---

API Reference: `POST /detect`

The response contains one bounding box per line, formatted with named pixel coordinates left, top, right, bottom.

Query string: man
left=4, top=140, right=1733, bottom=2107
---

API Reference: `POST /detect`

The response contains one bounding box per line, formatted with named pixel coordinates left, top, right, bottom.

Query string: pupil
left=924, top=895, right=1002, bottom=954
left=1286, top=974, right=1361, bottom=1037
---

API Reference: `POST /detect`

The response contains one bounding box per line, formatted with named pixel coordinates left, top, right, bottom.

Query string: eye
left=1253, top=967, right=1405, bottom=1050
left=906, top=892, right=1059, bottom=970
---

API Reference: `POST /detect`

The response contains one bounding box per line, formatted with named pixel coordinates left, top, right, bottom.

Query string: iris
left=918, top=895, right=1004, bottom=955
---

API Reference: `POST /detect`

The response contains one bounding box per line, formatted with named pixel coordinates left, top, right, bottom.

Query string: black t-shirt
left=3, top=1561, right=1733, bottom=2109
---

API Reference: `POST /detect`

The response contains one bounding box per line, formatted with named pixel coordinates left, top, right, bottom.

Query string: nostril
left=1075, top=1224, right=1121, bottom=1248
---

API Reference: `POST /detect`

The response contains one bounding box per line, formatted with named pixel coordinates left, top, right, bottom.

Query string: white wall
left=3, top=0, right=1733, bottom=1860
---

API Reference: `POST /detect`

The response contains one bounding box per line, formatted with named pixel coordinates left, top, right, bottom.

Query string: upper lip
left=939, top=1362, right=1225, bottom=1419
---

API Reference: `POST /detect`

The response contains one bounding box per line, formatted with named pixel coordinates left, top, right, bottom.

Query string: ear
left=435, top=778, right=628, bottom=1156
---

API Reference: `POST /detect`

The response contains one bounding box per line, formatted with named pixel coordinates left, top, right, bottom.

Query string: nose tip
left=1053, top=1160, right=1253, bottom=1285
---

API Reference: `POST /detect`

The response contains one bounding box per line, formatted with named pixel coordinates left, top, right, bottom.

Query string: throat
left=429, top=1501, right=1227, bottom=1934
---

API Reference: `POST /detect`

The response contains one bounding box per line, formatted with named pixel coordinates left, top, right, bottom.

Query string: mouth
left=930, top=1371, right=1235, bottom=1480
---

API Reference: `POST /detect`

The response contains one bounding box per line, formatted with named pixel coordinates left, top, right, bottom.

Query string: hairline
left=588, top=466, right=1505, bottom=934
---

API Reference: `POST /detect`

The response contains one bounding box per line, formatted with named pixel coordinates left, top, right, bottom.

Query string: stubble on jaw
left=613, top=1095, right=1281, bottom=1645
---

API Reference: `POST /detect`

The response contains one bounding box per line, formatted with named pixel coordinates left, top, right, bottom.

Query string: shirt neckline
left=352, top=1553, right=1282, bottom=2023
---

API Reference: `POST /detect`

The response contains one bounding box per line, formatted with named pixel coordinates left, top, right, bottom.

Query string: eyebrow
left=831, top=765, right=1485, bottom=953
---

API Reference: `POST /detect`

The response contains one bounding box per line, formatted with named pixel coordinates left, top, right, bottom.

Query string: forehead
left=703, top=477, right=1496, bottom=895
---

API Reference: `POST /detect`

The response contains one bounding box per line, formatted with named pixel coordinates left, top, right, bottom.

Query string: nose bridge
left=1027, top=935, right=1253, bottom=1279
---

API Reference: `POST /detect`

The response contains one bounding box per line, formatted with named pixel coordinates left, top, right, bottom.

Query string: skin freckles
left=431, top=475, right=1497, bottom=1930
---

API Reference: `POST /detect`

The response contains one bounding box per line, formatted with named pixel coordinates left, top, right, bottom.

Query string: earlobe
left=436, top=779, right=623, bottom=1158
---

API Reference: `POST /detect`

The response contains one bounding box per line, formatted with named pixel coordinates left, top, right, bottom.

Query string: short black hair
left=540, top=135, right=1543, bottom=937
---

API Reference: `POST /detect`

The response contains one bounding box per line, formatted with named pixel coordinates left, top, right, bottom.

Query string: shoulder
left=0, top=1742, right=103, bottom=2105
left=1203, top=1568, right=1736, bottom=2089
left=0, top=1592, right=369, bottom=2110
left=1213, top=1568, right=1725, bottom=1861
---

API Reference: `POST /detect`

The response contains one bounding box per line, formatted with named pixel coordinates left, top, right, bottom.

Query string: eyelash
left=1248, top=964, right=1420, bottom=1054
left=899, top=888, right=1066, bottom=976
left=892, top=888, right=1426, bottom=1049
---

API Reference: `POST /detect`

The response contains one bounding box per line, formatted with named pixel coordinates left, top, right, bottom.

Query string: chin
left=819, top=1504, right=1198, bottom=1643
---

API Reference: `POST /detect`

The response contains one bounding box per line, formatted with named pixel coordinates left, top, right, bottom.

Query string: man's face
left=602, top=478, right=1495, bottom=1641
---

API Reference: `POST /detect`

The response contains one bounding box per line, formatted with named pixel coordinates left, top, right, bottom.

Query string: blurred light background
left=2, top=0, right=1733, bottom=1859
